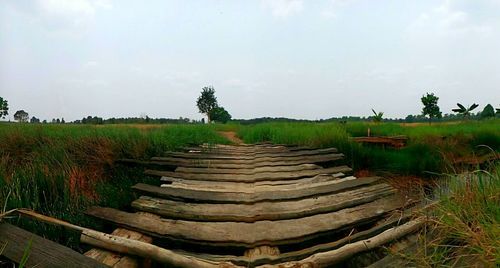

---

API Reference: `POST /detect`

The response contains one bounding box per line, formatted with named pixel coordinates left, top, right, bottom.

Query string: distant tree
left=42, top=120, right=47, bottom=124
left=452, top=103, right=479, bottom=119
left=0, top=97, right=8, bottom=119
left=480, top=104, right=495, bottom=119
left=61, top=118, right=65, bottom=124
left=51, top=118, right=56, bottom=123
left=209, top=107, right=232, bottom=123
left=201, top=118, right=205, bottom=124
left=497, top=106, right=500, bottom=115
left=30, top=116, right=40, bottom=123
left=421, top=93, right=442, bottom=124
left=56, top=118, right=60, bottom=123
left=371, top=109, right=384, bottom=123
left=196, top=86, right=218, bottom=123
left=14, top=110, right=29, bottom=122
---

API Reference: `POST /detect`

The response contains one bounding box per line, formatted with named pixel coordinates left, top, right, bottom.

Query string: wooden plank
left=147, top=165, right=351, bottom=182
left=255, top=218, right=424, bottom=268
left=86, top=194, right=407, bottom=248
left=172, top=213, right=414, bottom=266
left=161, top=173, right=346, bottom=187
left=174, top=163, right=323, bottom=175
left=133, top=176, right=382, bottom=203
left=0, top=222, right=106, bottom=268
left=85, top=228, right=153, bottom=268
left=131, top=183, right=396, bottom=222
left=163, top=148, right=338, bottom=160
left=149, top=153, right=344, bottom=167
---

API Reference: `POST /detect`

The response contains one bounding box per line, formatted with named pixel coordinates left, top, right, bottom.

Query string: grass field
left=0, top=120, right=498, bottom=253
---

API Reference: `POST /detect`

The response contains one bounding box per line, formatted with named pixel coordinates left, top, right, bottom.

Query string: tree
left=0, top=97, right=8, bottom=119
left=421, top=93, right=442, bottom=124
left=480, top=104, right=495, bottom=119
left=61, top=118, right=65, bottom=124
left=452, top=103, right=479, bottom=119
left=371, top=109, right=383, bottom=123
left=30, top=116, right=40, bottom=123
left=196, top=86, right=218, bottom=123
left=209, top=107, right=232, bottom=123
left=14, top=110, right=29, bottom=122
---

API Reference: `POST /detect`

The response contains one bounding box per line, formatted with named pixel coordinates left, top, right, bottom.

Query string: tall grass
left=237, top=120, right=500, bottom=175
left=0, top=123, right=228, bottom=248
left=412, top=163, right=500, bottom=267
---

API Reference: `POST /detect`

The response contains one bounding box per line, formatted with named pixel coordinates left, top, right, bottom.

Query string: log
left=86, top=194, right=407, bottom=247
left=133, top=176, right=382, bottom=203
left=0, top=222, right=107, bottom=268
left=146, top=166, right=351, bottom=182
left=174, top=164, right=323, bottom=175
left=162, top=148, right=338, bottom=160
left=12, top=209, right=239, bottom=268
left=162, top=173, right=346, bottom=187
left=131, top=183, right=396, bottom=222
left=256, top=217, right=425, bottom=268
left=149, top=153, right=344, bottom=168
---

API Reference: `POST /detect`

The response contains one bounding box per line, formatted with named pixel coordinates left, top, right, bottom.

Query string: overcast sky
left=1, top=0, right=499, bottom=121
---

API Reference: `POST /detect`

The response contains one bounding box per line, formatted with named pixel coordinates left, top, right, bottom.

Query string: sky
left=1, top=0, right=499, bottom=121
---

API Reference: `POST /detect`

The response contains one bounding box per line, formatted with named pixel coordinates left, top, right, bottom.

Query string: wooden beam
left=255, top=218, right=425, bottom=268
left=174, top=164, right=323, bottom=175
left=149, top=153, right=344, bottom=168
left=86, top=194, right=407, bottom=248
left=131, top=183, right=396, bottom=222
left=161, top=173, right=346, bottom=187
left=133, top=176, right=382, bottom=203
left=147, top=165, right=351, bottom=182
left=162, top=148, right=338, bottom=160
left=0, top=222, right=107, bottom=268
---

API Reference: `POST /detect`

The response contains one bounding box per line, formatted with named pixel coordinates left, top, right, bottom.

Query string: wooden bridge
left=83, top=143, right=422, bottom=267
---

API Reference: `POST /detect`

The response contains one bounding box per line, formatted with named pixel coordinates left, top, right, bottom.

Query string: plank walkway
left=86, top=143, right=421, bottom=267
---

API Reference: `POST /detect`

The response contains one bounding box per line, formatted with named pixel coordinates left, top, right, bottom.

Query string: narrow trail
left=218, top=131, right=245, bottom=144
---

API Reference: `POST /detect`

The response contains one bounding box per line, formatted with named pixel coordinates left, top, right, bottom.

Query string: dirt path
left=218, top=131, right=244, bottom=144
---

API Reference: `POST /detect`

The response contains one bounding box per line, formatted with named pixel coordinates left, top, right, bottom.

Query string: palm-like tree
left=452, top=103, right=479, bottom=118
left=371, top=109, right=384, bottom=123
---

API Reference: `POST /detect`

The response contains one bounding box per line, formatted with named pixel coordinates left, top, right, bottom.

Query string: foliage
left=371, top=109, right=384, bottom=123
left=0, top=123, right=230, bottom=249
left=480, top=104, right=495, bottom=119
left=412, top=165, right=500, bottom=267
left=13, top=110, right=29, bottom=123
left=209, top=107, right=232, bottom=123
left=0, top=97, right=8, bottom=119
left=453, top=103, right=479, bottom=118
left=196, top=86, right=218, bottom=122
left=30, top=117, right=40, bottom=123
left=421, top=93, right=442, bottom=124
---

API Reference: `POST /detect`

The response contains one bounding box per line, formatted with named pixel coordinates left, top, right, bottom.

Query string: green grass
left=411, top=163, right=500, bottom=267
left=237, top=120, right=500, bottom=175
left=0, top=123, right=229, bottom=249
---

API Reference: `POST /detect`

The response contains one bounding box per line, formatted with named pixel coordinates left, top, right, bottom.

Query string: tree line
left=1, top=91, right=498, bottom=125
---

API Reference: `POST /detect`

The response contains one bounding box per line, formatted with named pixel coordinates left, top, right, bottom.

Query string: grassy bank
left=411, top=163, right=500, bottom=267
left=236, top=120, right=500, bottom=175
left=0, top=123, right=228, bottom=249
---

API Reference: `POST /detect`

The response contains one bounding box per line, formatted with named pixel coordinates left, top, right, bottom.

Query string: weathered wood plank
left=131, top=183, right=396, bottom=222
left=0, top=222, right=106, bottom=268
left=161, top=173, right=346, bottom=187
left=147, top=165, right=351, bottom=182
left=86, top=195, right=407, bottom=248
left=150, top=153, right=344, bottom=167
left=133, top=176, right=382, bottom=203
left=174, top=164, right=323, bottom=175
left=85, top=228, right=153, bottom=268
left=163, top=148, right=338, bottom=160
left=256, top=218, right=425, bottom=268
left=172, top=213, right=414, bottom=266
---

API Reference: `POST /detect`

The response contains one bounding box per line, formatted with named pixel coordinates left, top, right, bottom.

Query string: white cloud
left=321, top=0, right=355, bottom=19
left=262, top=0, right=303, bottom=18
left=408, top=0, right=493, bottom=37
left=5, top=0, right=112, bottom=36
